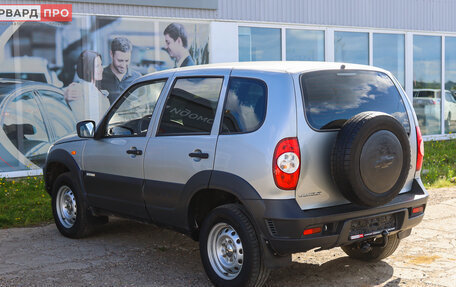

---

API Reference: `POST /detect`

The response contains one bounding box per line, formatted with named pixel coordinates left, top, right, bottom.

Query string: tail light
left=273, top=137, right=301, bottom=190
left=416, top=125, right=424, bottom=171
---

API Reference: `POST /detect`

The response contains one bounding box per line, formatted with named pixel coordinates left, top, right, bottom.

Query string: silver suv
left=44, top=62, right=428, bottom=287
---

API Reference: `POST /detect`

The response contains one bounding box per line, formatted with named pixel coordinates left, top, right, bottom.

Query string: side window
left=106, top=80, right=166, bottom=137
left=221, top=77, right=267, bottom=134
left=1, top=91, right=50, bottom=166
left=445, top=91, right=456, bottom=103
left=37, top=90, right=76, bottom=140
left=157, top=77, right=223, bottom=136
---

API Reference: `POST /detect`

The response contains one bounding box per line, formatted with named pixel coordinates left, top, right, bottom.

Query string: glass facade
left=239, top=27, right=281, bottom=61
left=3, top=18, right=456, bottom=175
left=373, top=33, right=405, bottom=88
left=334, top=31, right=369, bottom=65
left=286, top=29, right=324, bottom=61
left=0, top=16, right=210, bottom=174
left=445, top=37, right=456, bottom=134
left=413, top=35, right=442, bottom=135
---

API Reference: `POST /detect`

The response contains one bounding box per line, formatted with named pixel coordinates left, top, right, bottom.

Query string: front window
left=105, top=80, right=166, bottom=137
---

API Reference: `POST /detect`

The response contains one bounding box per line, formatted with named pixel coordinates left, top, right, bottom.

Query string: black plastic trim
left=44, top=149, right=84, bottom=199
left=242, top=179, right=428, bottom=255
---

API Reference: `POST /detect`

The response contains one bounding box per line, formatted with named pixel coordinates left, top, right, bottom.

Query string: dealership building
left=1, top=0, right=456, bottom=176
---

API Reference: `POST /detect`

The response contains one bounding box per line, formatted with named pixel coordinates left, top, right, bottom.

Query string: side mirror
left=76, top=120, right=95, bottom=138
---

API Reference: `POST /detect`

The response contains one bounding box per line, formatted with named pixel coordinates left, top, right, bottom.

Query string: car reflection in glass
left=0, top=79, right=76, bottom=172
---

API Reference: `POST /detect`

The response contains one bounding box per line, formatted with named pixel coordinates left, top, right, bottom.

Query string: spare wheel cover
left=331, top=111, right=411, bottom=207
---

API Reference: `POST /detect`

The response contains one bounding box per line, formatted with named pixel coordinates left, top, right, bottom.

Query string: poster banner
left=0, top=15, right=210, bottom=173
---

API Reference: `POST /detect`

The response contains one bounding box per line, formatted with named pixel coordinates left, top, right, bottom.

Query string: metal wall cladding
left=7, top=0, right=456, bottom=33
left=218, top=0, right=456, bottom=33
left=4, top=0, right=217, bottom=19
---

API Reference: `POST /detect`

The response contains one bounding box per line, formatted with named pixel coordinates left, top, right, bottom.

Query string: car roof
left=138, top=61, right=390, bottom=82
left=0, top=78, right=62, bottom=98
left=0, top=57, right=49, bottom=73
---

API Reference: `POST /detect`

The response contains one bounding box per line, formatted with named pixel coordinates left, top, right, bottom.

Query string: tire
left=199, top=204, right=270, bottom=287
left=331, top=112, right=411, bottom=207
left=51, top=172, right=93, bottom=238
left=341, top=234, right=401, bottom=262
left=445, top=112, right=451, bottom=131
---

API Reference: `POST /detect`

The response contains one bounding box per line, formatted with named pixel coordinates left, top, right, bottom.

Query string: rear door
left=295, top=70, right=413, bottom=209
left=82, top=79, right=168, bottom=218
left=143, top=69, right=228, bottom=227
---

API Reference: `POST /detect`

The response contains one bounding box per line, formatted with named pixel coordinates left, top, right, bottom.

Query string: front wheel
left=52, top=172, right=92, bottom=238
left=341, top=234, right=401, bottom=262
left=199, top=204, right=270, bottom=287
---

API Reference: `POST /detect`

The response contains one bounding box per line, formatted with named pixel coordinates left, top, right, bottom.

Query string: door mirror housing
left=76, top=120, right=96, bottom=138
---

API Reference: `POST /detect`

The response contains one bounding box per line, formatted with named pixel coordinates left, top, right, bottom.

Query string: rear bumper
left=244, top=179, right=428, bottom=255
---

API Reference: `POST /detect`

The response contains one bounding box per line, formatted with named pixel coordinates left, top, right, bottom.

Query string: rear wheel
left=341, top=234, right=401, bottom=262
left=199, top=204, right=270, bottom=287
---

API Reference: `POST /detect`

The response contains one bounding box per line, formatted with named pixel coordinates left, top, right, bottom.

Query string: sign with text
left=0, top=4, right=72, bottom=22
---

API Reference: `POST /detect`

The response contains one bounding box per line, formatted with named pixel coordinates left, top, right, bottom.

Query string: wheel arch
left=44, top=149, right=84, bottom=198
left=185, top=170, right=263, bottom=240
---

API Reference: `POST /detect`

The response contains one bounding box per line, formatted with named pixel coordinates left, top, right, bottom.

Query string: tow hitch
left=359, top=230, right=389, bottom=253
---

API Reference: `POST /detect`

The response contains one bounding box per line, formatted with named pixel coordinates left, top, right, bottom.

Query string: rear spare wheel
left=331, top=112, right=411, bottom=207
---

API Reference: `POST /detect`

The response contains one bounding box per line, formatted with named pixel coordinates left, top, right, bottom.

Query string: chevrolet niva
left=44, top=62, right=428, bottom=287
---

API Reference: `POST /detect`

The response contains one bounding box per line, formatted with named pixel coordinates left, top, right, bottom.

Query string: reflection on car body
left=0, top=79, right=76, bottom=172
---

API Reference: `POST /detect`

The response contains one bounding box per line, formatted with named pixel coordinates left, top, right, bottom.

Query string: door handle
left=189, top=150, right=209, bottom=159
left=126, top=147, right=143, bottom=156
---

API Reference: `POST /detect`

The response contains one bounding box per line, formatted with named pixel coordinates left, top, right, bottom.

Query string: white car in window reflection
left=0, top=79, right=76, bottom=172
left=413, top=89, right=456, bottom=129
left=0, top=57, right=64, bottom=88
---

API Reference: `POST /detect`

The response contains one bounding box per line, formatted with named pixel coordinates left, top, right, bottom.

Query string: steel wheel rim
left=207, top=223, right=244, bottom=280
left=55, top=185, right=77, bottom=228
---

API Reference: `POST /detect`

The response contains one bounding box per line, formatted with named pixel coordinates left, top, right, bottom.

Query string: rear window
left=300, top=70, right=410, bottom=132
left=413, top=90, right=439, bottom=98
left=221, top=77, right=267, bottom=134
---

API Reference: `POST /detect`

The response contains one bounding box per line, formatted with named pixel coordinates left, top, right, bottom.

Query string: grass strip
left=0, top=177, right=52, bottom=228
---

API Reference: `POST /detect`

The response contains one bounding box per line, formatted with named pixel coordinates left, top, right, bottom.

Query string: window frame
left=156, top=76, right=225, bottom=137
left=219, top=76, right=268, bottom=135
